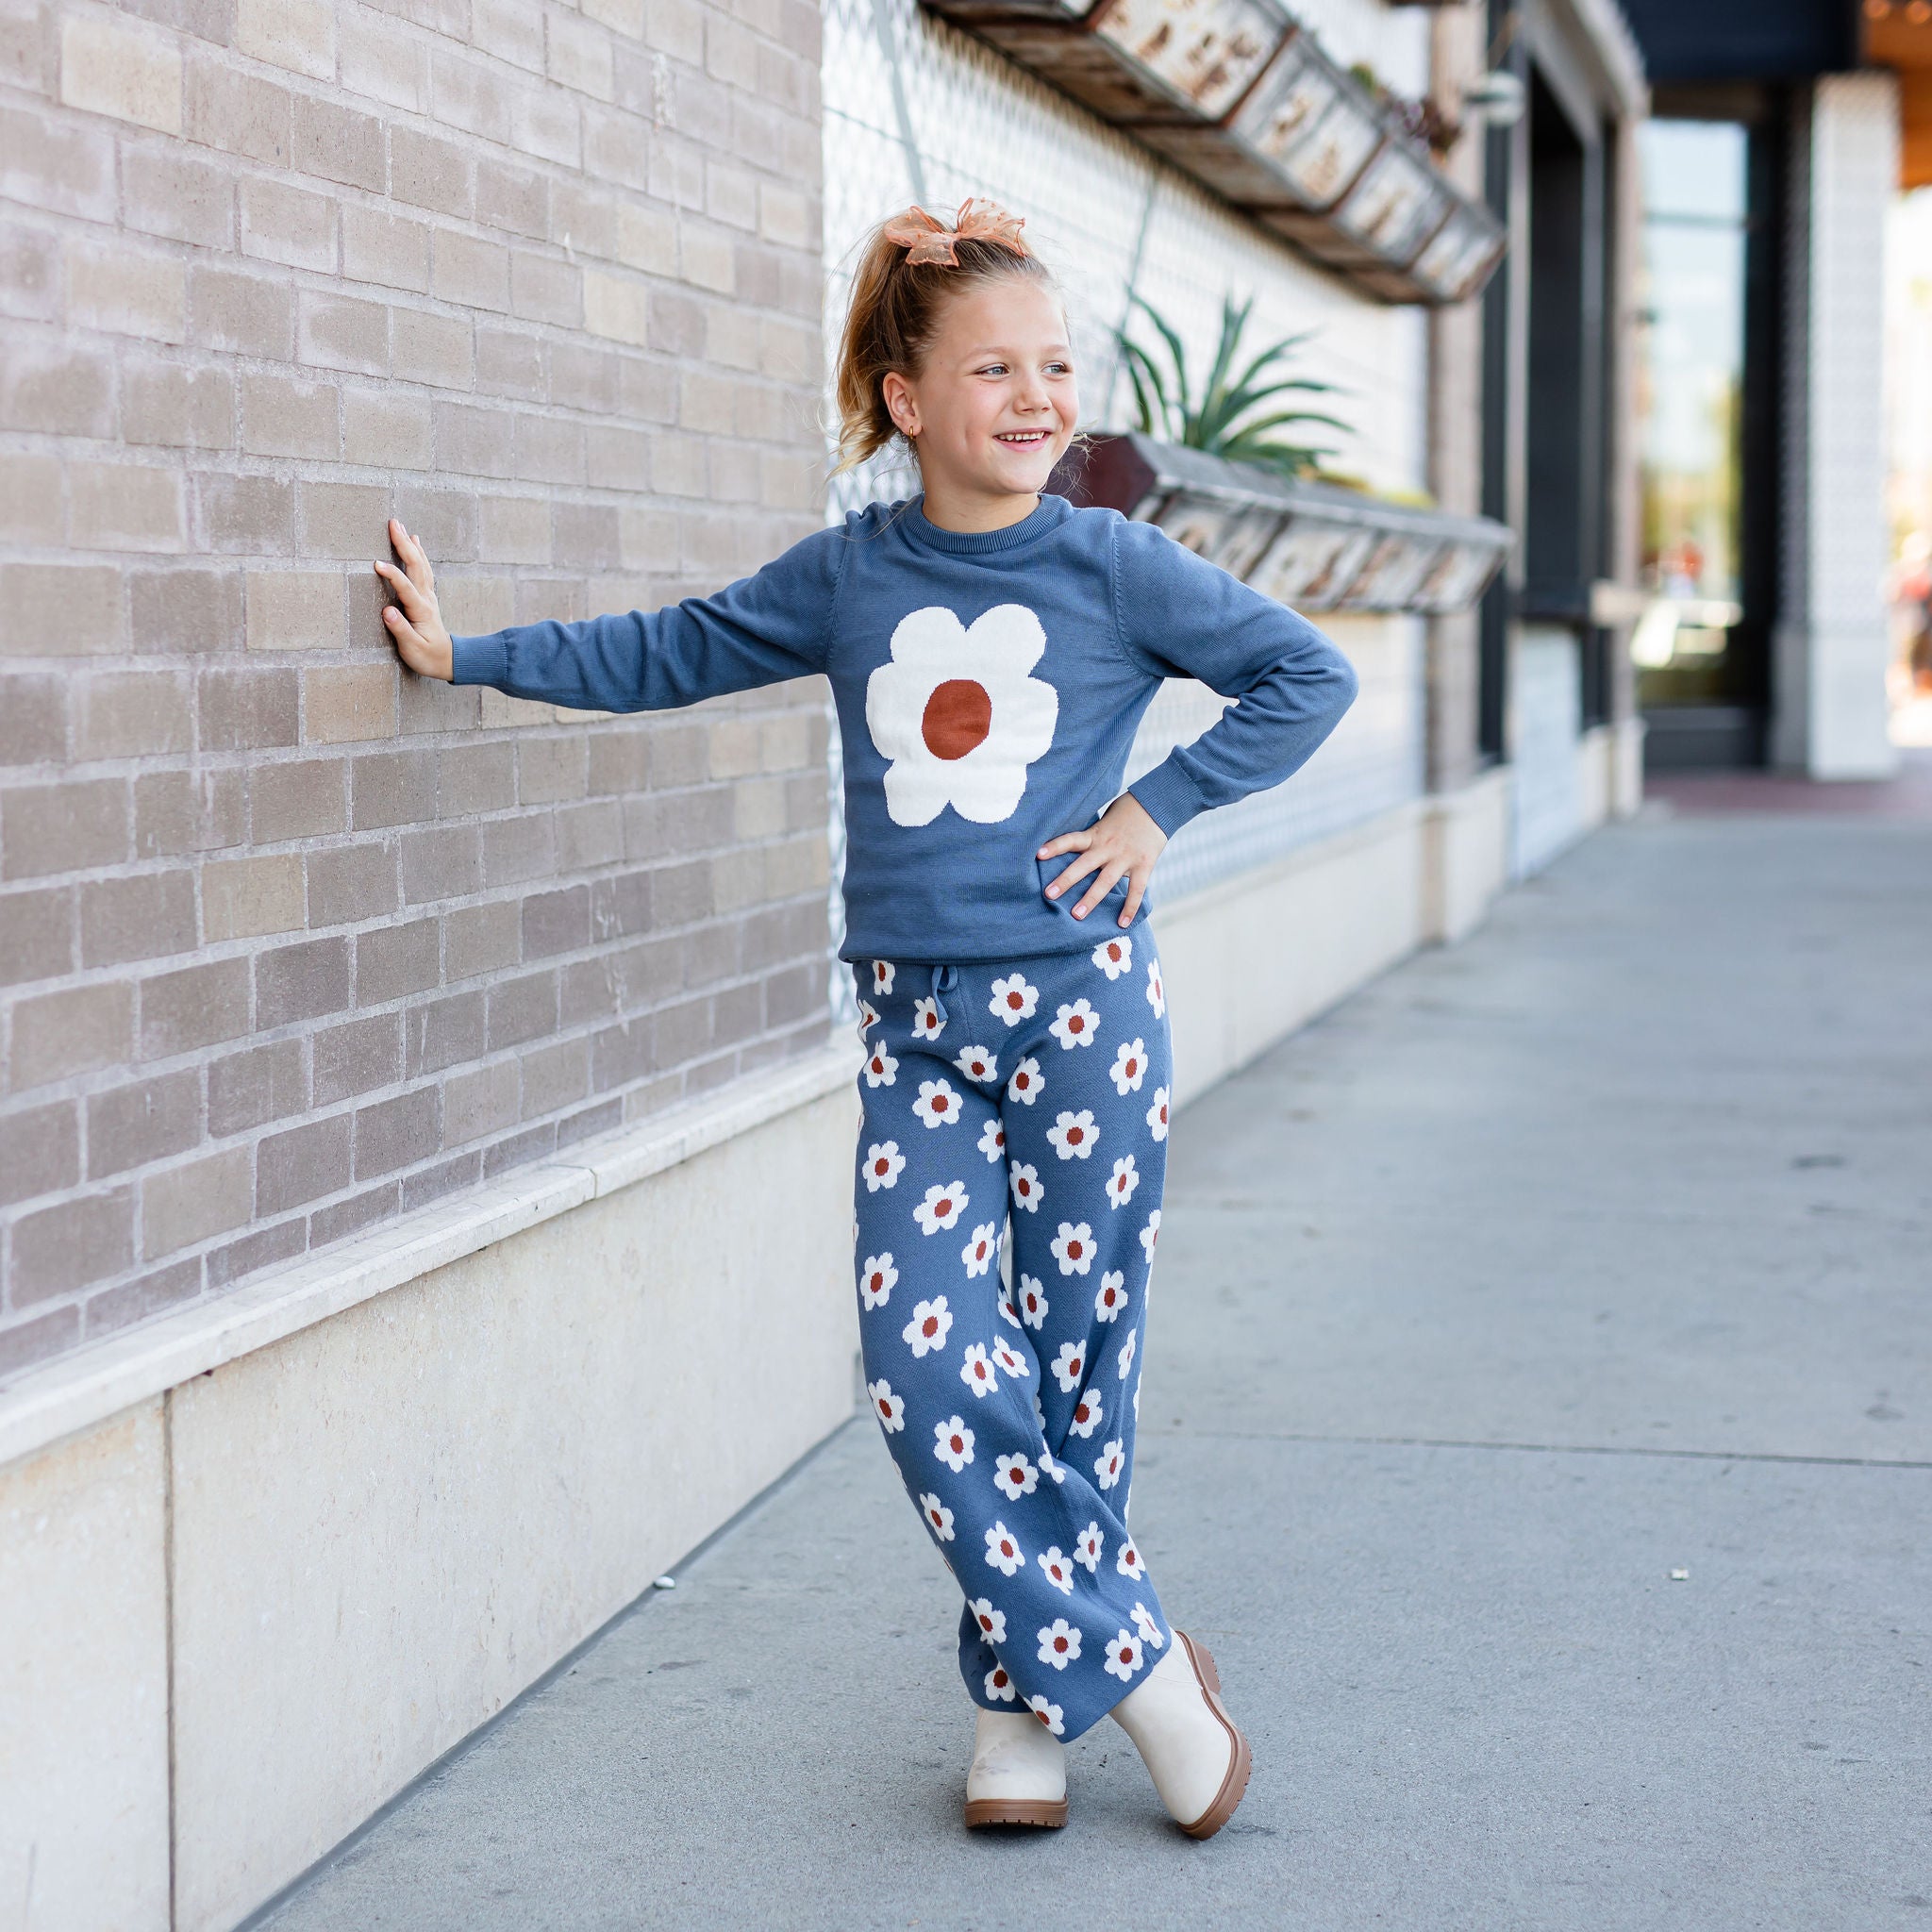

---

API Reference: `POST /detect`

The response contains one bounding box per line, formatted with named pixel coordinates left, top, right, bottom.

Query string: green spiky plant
left=1115, top=292, right=1351, bottom=482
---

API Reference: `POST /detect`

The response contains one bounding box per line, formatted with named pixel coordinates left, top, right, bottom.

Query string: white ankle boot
left=1109, top=1630, right=1252, bottom=1839
left=963, top=1707, right=1069, bottom=1828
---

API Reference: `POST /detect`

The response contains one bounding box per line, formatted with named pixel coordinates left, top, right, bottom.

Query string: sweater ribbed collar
left=901, top=491, right=1074, bottom=556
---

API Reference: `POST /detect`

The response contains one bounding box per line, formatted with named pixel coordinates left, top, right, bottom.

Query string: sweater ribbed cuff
left=450, top=632, right=508, bottom=689
left=1125, top=758, right=1208, bottom=841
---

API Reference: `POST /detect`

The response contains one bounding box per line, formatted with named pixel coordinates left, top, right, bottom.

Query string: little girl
left=376, top=198, right=1357, bottom=1839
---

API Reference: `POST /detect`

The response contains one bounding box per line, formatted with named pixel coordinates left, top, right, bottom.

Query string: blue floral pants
left=851, top=936, right=1175, bottom=1741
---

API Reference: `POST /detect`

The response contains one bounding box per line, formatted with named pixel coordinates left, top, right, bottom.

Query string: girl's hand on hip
left=374, top=519, right=454, bottom=681
left=1038, top=792, right=1167, bottom=926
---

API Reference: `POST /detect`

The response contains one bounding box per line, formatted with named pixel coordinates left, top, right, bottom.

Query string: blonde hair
left=832, top=211, right=1057, bottom=475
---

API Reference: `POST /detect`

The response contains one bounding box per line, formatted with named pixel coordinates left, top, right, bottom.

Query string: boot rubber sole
left=963, top=1796, right=1069, bottom=1828
left=1171, top=1630, right=1253, bottom=1841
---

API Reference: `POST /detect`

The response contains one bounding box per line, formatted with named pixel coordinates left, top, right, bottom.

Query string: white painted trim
left=0, top=1041, right=858, bottom=1475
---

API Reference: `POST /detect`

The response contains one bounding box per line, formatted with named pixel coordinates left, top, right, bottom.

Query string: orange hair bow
left=881, top=197, right=1028, bottom=267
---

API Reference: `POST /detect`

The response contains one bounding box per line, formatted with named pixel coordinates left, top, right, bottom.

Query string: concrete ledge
left=0, top=1041, right=858, bottom=1476
left=1422, top=765, right=1512, bottom=945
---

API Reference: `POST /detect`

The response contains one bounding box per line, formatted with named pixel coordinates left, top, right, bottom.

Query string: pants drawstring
left=928, top=962, right=958, bottom=1029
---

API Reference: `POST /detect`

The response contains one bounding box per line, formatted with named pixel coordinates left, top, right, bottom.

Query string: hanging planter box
left=917, top=0, right=1504, bottom=305
left=1051, top=433, right=1511, bottom=615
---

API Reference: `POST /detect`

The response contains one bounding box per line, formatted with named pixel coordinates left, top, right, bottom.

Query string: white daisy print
left=856, top=997, right=879, bottom=1038
left=1048, top=998, right=1099, bottom=1052
left=912, top=1181, right=968, bottom=1234
left=861, top=1141, right=906, bottom=1192
left=1074, top=1522, right=1106, bottom=1573
left=858, top=1253, right=898, bottom=1310
left=1130, top=1601, right=1164, bottom=1648
left=996, top=1279, right=1024, bottom=1329
left=991, top=1336, right=1030, bottom=1379
left=954, top=1043, right=998, bottom=1084
left=1038, top=1443, right=1068, bottom=1484
left=910, top=994, right=945, bottom=1042
left=976, top=1117, right=1006, bottom=1162
left=984, top=1521, right=1025, bottom=1575
left=1105, top=1155, right=1139, bottom=1210
left=862, top=1044, right=898, bottom=1088
left=1117, top=1540, right=1146, bottom=1580
left=1117, top=1328, right=1138, bottom=1381
left=1140, top=1208, right=1161, bottom=1265
left=994, top=1452, right=1039, bottom=1500
left=1145, top=956, right=1165, bottom=1018
left=865, top=603, right=1058, bottom=826
left=959, top=1221, right=999, bottom=1277
left=1017, top=1274, right=1049, bottom=1330
left=1006, top=1056, right=1043, bottom=1104
left=1094, top=1437, right=1125, bottom=1490
left=1008, top=1161, right=1043, bottom=1213
left=934, top=1415, right=975, bottom=1471
left=911, top=1077, right=963, bottom=1129
left=1094, top=1272, right=1129, bottom=1323
left=918, top=1492, right=956, bottom=1541
left=904, top=1295, right=953, bottom=1357
left=1091, top=932, right=1133, bottom=978
left=1049, top=1340, right=1086, bottom=1392
left=985, top=1663, right=1017, bottom=1703
left=1068, top=1388, right=1103, bottom=1438
left=1050, top=1221, right=1096, bottom=1276
left=968, top=1597, right=1008, bottom=1647
left=1102, top=1630, right=1146, bottom=1683
left=1027, top=1694, right=1066, bottom=1736
left=989, top=973, right=1040, bottom=1026
left=959, top=1342, right=999, bottom=1398
left=1108, top=1038, right=1149, bottom=1095
left=1046, top=1108, right=1098, bottom=1160
left=872, top=960, right=895, bottom=996
left=1037, top=1615, right=1080, bottom=1664
left=866, top=1378, right=906, bottom=1432
left=1146, top=1086, right=1170, bottom=1141
left=1038, top=1549, right=1076, bottom=1596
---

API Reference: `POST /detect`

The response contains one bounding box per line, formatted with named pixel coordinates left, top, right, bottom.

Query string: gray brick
left=481, top=812, right=554, bottom=888
left=590, top=1016, right=653, bottom=1091
left=0, top=676, right=65, bottom=766
left=206, top=1216, right=306, bottom=1288
left=75, top=672, right=193, bottom=761
left=555, top=799, right=625, bottom=872
left=486, top=969, right=557, bottom=1050
left=309, top=1180, right=398, bottom=1247
left=559, top=954, right=625, bottom=1026
left=10, top=1187, right=135, bottom=1304
left=437, top=742, right=516, bottom=819
left=291, top=94, right=385, bottom=191
left=0, top=562, right=124, bottom=658
left=208, top=1039, right=304, bottom=1135
left=352, top=748, right=437, bottom=830
left=312, top=1012, right=401, bottom=1106
left=0, top=1100, right=80, bottom=1207
left=250, top=758, right=344, bottom=842
left=256, top=1113, right=351, bottom=1215
left=139, top=957, right=250, bottom=1058
left=2, top=778, right=128, bottom=880
left=482, top=1121, right=555, bottom=1178
left=8, top=980, right=128, bottom=1091
left=400, top=822, right=481, bottom=904
left=134, top=769, right=249, bottom=859
left=590, top=870, right=651, bottom=941
left=442, top=1058, right=519, bottom=1144
left=355, top=915, right=440, bottom=1005
left=190, top=263, right=293, bottom=358
left=79, top=871, right=197, bottom=969
left=130, top=565, right=243, bottom=656
left=557, top=1097, right=624, bottom=1148
left=444, top=898, right=520, bottom=981
left=390, top=126, right=472, bottom=218
left=306, top=841, right=397, bottom=926
left=523, top=883, right=590, bottom=958
left=141, top=1147, right=252, bottom=1256
left=400, top=1150, right=478, bottom=1211
left=86, top=1067, right=201, bottom=1179
left=519, top=1036, right=588, bottom=1118
left=353, top=1084, right=438, bottom=1179
left=256, top=935, right=351, bottom=1027
left=82, top=1255, right=204, bottom=1340
left=122, top=359, right=235, bottom=449
left=195, top=472, right=295, bottom=553
left=1, top=342, right=115, bottom=437
left=200, top=667, right=299, bottom=751
left=407, top=990, right=483, bottom=1074
left=0, top=1305, right=83, bottom=1376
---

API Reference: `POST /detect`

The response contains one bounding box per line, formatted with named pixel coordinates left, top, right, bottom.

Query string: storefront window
left=1633, top=120, right=1748, bottom=704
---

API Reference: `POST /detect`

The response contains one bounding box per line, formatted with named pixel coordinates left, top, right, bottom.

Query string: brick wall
left=0, top=0, right=829, bottom=1379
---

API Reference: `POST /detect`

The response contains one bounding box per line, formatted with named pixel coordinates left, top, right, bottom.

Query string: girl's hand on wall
left=1038, top=793, right=1168, bottom=926
left=375, top=520, right=455, bottom=682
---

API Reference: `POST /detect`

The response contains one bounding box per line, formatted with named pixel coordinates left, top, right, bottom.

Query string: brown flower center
left=921, top=678, right=992, bottom=760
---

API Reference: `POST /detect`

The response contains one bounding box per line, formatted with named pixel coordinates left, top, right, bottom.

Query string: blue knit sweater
left=451, top=491, right=1358, bottom=964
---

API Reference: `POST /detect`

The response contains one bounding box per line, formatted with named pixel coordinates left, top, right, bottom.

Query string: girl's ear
left=881, top=369, right=920, bottom=441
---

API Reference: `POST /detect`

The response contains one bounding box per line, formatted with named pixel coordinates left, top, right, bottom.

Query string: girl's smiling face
left=881, top=277, right=1079, bottom=527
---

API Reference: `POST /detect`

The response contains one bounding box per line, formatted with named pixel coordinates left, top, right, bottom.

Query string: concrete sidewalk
left=257, top=809, right=1932, bottom=1932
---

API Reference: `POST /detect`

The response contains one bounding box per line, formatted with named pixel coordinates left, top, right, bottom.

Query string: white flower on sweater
left=1117, top=1540, right=1146, bottom=1580
left=991, top=1336, right=1030, bottom=1379
left=984, top=1521, right=1025, bottom=1575
left=1130, top=1601, right=1164, bottom=1648
left=918, top=1492, right=956, bottom=1541
left=1117, top=1328, right=1138, bottom=1381
left=1037, top=1549, right=1076, bottom=1596
left=1048, top=998, right=1099, bottom=1052
left=1049, top=1340, right=1087, bottom=1392
left=1105, top=1155, right=1139, bottom=1211
left=985, top=1663, right=1017, bottom=1703
left=954, top=1043, right=998, bottom=1084
left=994, top=1452, right=1039, bottom=1500
left=1094, top=1437, right=1125, bottom=1490
left=1102, top=1630, right=1146, bottom=1683
left=1050, top=1221, right=1095, bottom=1276
left=1037, top=1443, right=1068, bottom=1485
left=1046, top=1109, right=1098, bottom=1160
left=856, top=997, right=879, bottom=1038
left=1017, top=1274, right=1049, bottom=1330
left=912, top=1181, right=968, bottom=1234
left=858, top=1253, right=898, bottom=1310
left=1145, top=956, right=1165, bottom=1018
left=860, top=1140, right=906, bottom=1192
left=1108, top=1038, right=1149, bottom=1095
left=862, top=1044, right=898, bottom=1088
left=934, top=1415, right=975, bottom=1471
left=872, top=960, right=895, bottom=996
left=960, top=1222, right=999, bottom=1278
left=866, top=1378, right=906, bottom=1432
left=1008, top=1160, right=1043, bottom=1214
left=1006, top=1056, right=1043, bottom=1104
left=911, top=1077, right=963, bottom=1129
left=1094, top=1271, right=1128, bottom=1323
left=910, top=994, right=946, bottom=1042
left=976, top=1118, right=1006, bottom=1163
left=1068, top=1388, right=1103, bottom=1438
left=969, top=1597, right=1008, bottom=1646
left=1140, top=1208, right=1161, bottom=1266
left=1027, top=1694, right=1066, bottom=1736
left=996, top=1279, right=1024, bottom=1329
left=903, top=1295, right=952, bottom=1357
left=1091, top=932, right=1133, bottom=979
left=1146, top=1085, right=1170, bottom=1142
left=865, top=604, right=1058, bottom=826
left=959, top=1341, right=999, bottom=1397
left=1037, top=1615, right=1080, bottom=1663
left=1074, top=1522, right=1106, bottom=1573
